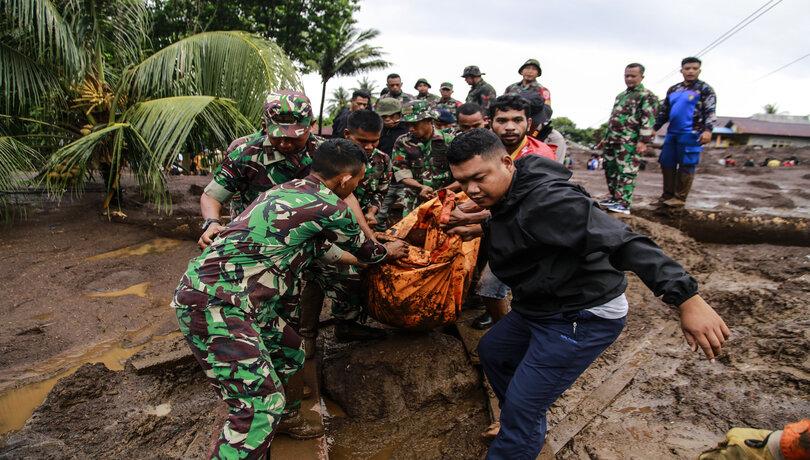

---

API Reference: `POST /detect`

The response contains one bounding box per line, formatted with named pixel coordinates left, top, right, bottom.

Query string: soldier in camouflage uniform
left=173, top=139, right=407, bottom=458
left=504, top=59, right=552, bottom=106
left=598, top=63, right=659, bottom=214
left=436, top=82, right=462, bottom=113
left=414, top=78, right=440, bottom=106
left=374, top=73, right=414, bottom=109
left=462, top=65, right=497, bottom=113
left=391, top=100, right=456, bottom=217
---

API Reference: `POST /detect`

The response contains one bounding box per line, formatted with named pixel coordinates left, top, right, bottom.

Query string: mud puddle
left=0, top=339, right=147, bottom=434
left=87, top=238, right=181, bottom=261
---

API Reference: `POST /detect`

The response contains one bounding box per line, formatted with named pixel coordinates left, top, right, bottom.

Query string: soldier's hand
left=364, top=211, right=378, bottom=226
left=699, top=130, right=712, bottom=145
left=446, top=224, right=483, bottom=241
left=198, top=223, right=225, bottom=250
left=596, top=140, right=605, bottom=150
left=636, top=141, right=648, bottom=154
left=419, top=185, right=436, bottom=200
left=678, top=295, right=731, bottom=361
left=444, top=206, right=469, bottom=228
left=384, top=240, right=409, bottom=260
left=457, top=200, right=483, bottom=213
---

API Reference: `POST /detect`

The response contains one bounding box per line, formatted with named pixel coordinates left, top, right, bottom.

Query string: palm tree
left=762, top=103, right=780, bottom=115
left=1, top=0, right=300, bottom=214
left=327, top=87, right=350, bottom=119
left=308, top=22, right=389, bottom=135
left=352, top=76, right=380, bottom=105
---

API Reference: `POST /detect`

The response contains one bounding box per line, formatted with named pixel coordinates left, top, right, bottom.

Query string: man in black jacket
left=446, top=129, right=730, bottom=459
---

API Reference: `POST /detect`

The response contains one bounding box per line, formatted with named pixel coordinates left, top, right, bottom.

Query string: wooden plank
left=270, top=358, right=329, bottom=460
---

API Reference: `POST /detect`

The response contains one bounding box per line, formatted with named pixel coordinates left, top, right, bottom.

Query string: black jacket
left=378, top=122, right=409, bottom=155
left=485, top=155, right=698, bottom=319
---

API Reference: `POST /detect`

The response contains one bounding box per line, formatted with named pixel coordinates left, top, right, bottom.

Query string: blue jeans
left=659, top=132, right=702, bottom=174
left=479, top=309, right=626, bottom=459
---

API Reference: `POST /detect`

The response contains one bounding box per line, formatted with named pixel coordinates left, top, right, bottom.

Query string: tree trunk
left=318, top=79, right=327, bottom=136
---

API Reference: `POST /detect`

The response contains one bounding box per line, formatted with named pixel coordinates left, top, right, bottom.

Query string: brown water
left=88, top=282, right=150, bottom=298
left=87, top=238, right=181, bottom=261
left=0, top=339, right=146, bottom=434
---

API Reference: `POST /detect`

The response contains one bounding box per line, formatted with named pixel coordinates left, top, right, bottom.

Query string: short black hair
left=488, top=94, right=530, bottom=120
left=457, top=102, right=485, bottom=117
left=312, top=139, right=366, bottom=178
left=351, top=89, right=371, bottom=101
left=447, top=128, right=505, bottom=165
left=681, top=56, right=702, bottom=67
left=626, top=62, right=645, bottom=74
left=386, top=73, right=401, bottom=81
left=347, top=109, right=383, bottom=133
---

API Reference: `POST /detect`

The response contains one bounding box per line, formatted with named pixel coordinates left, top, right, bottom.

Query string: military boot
left=298, top=282, right=324, bottom=359
left=276, top=410, right=324, bottom=440
left=663, top=171, right=694, bottom=208
left=656, top=168, right=677, bottom=207
left=334, top=320, right=386, bottom=342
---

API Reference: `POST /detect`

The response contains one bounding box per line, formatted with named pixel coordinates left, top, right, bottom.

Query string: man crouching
left=171, top=139, right=407, bottom=459
left=446, top=129, right=730, bottom=459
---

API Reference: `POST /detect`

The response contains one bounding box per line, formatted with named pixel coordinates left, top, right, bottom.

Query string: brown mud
left=1, top=156, right=809, bottom=458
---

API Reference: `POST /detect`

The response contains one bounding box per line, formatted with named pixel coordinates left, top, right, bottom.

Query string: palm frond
left=0, top=42, right=62, bottom=113
left=0, top=134, right=41, bottom=190
left=1, top=0, right=83, bottom=75
left=123, top=31, right=301, bottom=123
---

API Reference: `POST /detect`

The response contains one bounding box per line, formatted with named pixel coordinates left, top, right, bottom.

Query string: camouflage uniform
left=375, top=91, right=414, bottom=109
left=391, top=100, right=455, bottom=216
left=462, top=65, right=497, bottom=112
left=173, top=175, right=387, bottom=459
left=602, top=83, right=659, bottom=207
left=436, top=97, right=461, bottom=113
left=354, top=148, right=393, bottom=213
left=504, top=80, right=552, bottom=107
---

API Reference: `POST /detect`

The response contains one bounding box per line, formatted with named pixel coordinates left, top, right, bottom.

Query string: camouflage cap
left=519, top=58, right=542, bottom=76
left=401, top=100, right=438, bottom=123
left=440, top=82, right=453, bottom=90
left=263, top=90, right=314, bottom=138
left=414, top=78, right=431, bottom=89
left=375, top=97, right=402, bottom=116
left=461, top=65, right=485, bottom=77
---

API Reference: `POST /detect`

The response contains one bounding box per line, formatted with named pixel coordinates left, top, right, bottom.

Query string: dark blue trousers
left=478, top=309, right=626, bottom=460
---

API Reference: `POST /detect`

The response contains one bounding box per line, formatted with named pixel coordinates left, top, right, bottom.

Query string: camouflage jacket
left=436, top=97, right=461, bottom=113
left=504, top=80, right=552, bottom=106
left=604, top=84, right=659, bottom=145
left=204, top=133, right=324, bottom=214
left=376, top=91, right=415, bottom=109
left=180, top=174, right=388, bottom=313
left=391, top=128, right=455, bottom=189
left=416, top=93, right=440, bottom=106
left=465, top=80, right=497, bottom=112
left=654, top=79, right=716, bottom=134
left=354, top=148, right=392, bottom=211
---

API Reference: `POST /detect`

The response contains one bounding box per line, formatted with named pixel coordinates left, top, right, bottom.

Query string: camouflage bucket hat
left=519, top=58, right=542, bottom=76
left=461, top=65, right=484, bottom=77
left=376, top=97, right=402, bottom=116
left=440, top=82, right=453, bottom=90
left=414, top=78, right=431, bottom=89
left=263, top=90, right=313, bottom=138
left=401, top=100, right=438, bottom=123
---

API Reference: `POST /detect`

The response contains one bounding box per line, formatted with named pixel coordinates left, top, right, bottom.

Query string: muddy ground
left=0, top=147, right=808, bottom=458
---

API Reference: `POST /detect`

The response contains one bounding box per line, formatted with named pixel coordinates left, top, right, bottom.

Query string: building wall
left=745, top=135, right=810, bottom=148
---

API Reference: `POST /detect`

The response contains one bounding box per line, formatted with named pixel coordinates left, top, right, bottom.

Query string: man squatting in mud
left=172, top=138, right=408, bottom=458
left=444, top=128, right=730, bottom=459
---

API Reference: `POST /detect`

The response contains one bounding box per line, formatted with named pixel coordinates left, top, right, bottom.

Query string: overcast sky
left=300, top=0, right=809, bottom=128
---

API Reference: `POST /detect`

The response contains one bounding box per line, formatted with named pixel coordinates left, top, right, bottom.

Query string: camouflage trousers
left=172, top=284, right=305, bottom=459
left=603, top=143, right=641, bottom=207
left=374, top=184, right=404, bottom=231
left=391, top=186, right=421, bottom=219
left=306, top=260, right=363, bottom=322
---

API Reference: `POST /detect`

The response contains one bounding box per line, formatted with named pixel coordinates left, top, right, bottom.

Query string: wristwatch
left=201, top=218, right=221, bottom=231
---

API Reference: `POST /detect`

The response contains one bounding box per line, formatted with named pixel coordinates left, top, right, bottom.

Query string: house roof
left=656, top=116, right=810, bottom=138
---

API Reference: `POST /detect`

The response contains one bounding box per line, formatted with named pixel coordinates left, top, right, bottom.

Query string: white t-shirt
left=586, top=293, right=629, bottom=319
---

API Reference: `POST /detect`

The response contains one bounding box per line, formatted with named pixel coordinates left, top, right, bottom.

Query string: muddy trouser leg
left=375, top=184, right=402, bottom=231
left=308, top=260, right=364, bottom=322
left=173, top=287, right=302, bottom=459
left=615, top=143, right=641, bottom=208
left=478, top=310, right=625, bottom=459
left=602, top=146, right=619, bottom=200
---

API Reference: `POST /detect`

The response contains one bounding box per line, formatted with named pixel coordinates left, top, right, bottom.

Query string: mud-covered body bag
left=367, top=191, right=480, bottom=330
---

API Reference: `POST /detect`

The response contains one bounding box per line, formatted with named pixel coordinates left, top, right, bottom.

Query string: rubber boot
left=664, top=171, right=694, bottom=208
left=298, top=281, right=324, bottom=359
left=276, top=410, right=324, bottom=440
left=657, top=168, right=677, bottom=206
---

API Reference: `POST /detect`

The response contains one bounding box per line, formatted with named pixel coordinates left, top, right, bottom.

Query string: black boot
left=334, top=320, right=386, bottom=342
left=472, top=312, right=493, bottom=330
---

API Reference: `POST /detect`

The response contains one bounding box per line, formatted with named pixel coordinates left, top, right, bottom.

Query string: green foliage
left=327, top=87, right=349, bottom=119
left=552, top=116, right=607, bottom=146
left=1, top=0, right=300, bottom=213
left=147, top=0, right=360, bottom=71
left=762, top=103, right=780, bottom=115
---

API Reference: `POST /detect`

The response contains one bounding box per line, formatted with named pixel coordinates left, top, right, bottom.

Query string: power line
left=755, top=52, right=810, bottom=81
left=656, top=0, right=784, bottom=82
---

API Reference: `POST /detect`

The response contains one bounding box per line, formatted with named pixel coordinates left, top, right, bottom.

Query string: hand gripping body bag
left=366, top=190, right=480, bottom=330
